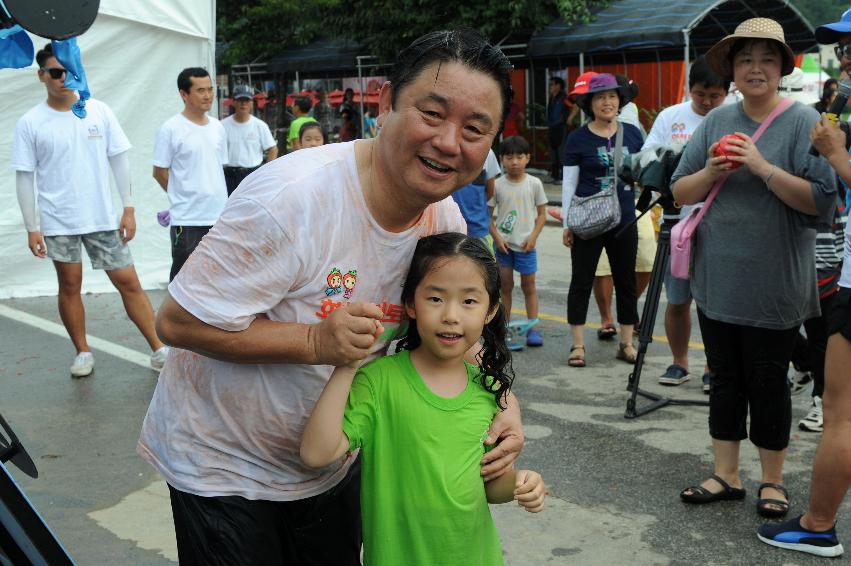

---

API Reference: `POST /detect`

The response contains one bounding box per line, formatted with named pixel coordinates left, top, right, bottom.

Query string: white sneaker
left=799, top=396, right=823, bottom=433
left=150, top=346, right=170, bottom=371
left=789, top=370, right=813, bottom=395
left=70, top=352, right=94, bottom=377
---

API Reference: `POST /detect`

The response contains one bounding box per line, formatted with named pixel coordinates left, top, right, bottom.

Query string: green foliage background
left=217, top=0, right=607, bottom=65
left=793, top=0, right=847, bottom=30
left=217, top=0, right=851, bottom=66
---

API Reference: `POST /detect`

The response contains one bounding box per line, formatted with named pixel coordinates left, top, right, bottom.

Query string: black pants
left=168, top=460, right=362, bottom=566
left=223, top=166, right=259, bottom=196
left=548, top=126, right=565, bottom=180
left=170, top=225, right=212, bottom=282
left=697, top=309, right=798, bottom=450
left=789, top=292, right=837, bottom=398
left=567, top=223, right=639, bottom=326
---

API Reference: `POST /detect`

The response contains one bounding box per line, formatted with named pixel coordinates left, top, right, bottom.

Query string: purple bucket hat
left=574, top=73, right=630, bottom=110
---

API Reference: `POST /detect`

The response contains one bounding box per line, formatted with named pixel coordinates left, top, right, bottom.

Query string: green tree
left=792, top=0, right=847, bottom=29
left=218, top=0, right=607, bottom=65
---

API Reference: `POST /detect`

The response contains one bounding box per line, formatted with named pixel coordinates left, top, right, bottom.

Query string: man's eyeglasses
left=40, top=67, right=66, bottom=80
left=835, top=44, right=851, bottom=60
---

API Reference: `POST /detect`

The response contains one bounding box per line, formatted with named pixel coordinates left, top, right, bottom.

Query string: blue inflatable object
left=0, top=24, right=34, bottom=69
left=52, top=38, right=89, bottom=118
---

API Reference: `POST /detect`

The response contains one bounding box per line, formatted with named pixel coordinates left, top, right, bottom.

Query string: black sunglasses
left=40, top=67, right=66, bottom=80
left=835, top=44, right=851, bottom=60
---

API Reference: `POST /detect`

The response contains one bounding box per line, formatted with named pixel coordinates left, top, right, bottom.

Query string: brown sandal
left=568, top=345, right=586, bottom=367
left=616, top=342, right=637, bottom=364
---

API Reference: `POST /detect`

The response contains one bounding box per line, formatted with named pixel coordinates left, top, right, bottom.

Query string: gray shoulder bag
left=566, top=123, right=624, bottom=239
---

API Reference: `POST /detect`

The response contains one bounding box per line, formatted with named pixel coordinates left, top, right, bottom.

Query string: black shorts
left=168, top=460, right=362, bottom=566
left=828, top=287, right=851, bottom=343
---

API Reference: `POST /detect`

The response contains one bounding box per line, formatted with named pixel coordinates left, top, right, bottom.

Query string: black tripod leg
left=624, top=222, right=709, bottom=417
left=625, top=231, right=670, bottom=417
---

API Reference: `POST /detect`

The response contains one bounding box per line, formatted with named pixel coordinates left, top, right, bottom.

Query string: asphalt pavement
left=0, top=210, right=844, bottom=565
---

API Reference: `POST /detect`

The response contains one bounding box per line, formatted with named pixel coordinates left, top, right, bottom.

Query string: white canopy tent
left=0, top=1, right=215, bottom=298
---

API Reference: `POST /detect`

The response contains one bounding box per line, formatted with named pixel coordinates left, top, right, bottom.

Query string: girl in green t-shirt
left=301, top=232, right=545, bottom=565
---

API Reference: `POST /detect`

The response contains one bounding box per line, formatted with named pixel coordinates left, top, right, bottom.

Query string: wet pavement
left=0, top=217, right=844, bottom=565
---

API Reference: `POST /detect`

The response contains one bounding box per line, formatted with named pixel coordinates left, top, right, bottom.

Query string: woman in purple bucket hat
left=560, top=72, right=644, bottom=368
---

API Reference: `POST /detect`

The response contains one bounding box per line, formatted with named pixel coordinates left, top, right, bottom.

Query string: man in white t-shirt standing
left=642, top=57, right=729, bottom=389
left=222, top=84, right=278, bottom=196
left=10, top=44, right=168, bottom=377
left=152, top=67, right=228, bottom=281
left=139, top=30, right=524, bottom=565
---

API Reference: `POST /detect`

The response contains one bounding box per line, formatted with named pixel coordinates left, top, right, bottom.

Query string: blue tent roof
left=527, top=0, right=815, bottom=59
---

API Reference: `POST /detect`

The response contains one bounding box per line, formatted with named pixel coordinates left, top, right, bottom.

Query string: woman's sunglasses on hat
left=834, top=44, right=851, bottom=60
left=40, top=67, right=66, bottom=80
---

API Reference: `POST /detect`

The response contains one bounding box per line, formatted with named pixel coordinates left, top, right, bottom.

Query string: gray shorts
left=664, top=263, right=692, bottom=306
left=45, top=230, right=133, bottom=271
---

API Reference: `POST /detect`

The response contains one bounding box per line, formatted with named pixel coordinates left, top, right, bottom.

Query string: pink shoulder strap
left=694, top=97, right=795, bottom=219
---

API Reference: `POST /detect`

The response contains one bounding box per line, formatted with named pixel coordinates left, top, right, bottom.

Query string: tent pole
left=358, top=56, right=366, bottom=137
left=295, top=71, right=300, bottom=93
left=530, top=59, right=537, bottom=166
left=580, top=52, right=585, bottom=74
left=656, top=49, right=662, bottom=109
left=682, top=30, right=690, bottom=101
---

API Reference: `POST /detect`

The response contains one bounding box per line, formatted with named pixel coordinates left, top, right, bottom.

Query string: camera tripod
left=619, top=199, right=710, bottom=419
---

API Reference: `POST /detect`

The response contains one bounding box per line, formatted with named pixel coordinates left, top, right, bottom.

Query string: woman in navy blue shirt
left=561, top=73, right=643, bottom=367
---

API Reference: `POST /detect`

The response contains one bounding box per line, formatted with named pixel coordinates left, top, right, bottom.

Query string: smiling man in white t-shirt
left=10, top=43, right=167, bottom=377
left=138, top=30, right=525, bottom=564
left=152, top=67, right=228, bottom=281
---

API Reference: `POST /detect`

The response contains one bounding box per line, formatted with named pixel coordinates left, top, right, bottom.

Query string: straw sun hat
left=705, top=18, right=795, bottom=80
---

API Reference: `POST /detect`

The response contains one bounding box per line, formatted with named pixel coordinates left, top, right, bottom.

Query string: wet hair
left=177, top=67, right=210, bottom=93
left=689, top=57, right=731, bottom=92
left=388, top=29, right=514, bottom=127
left=294, top=95, right=312, bottom=114
left=396, top=232, right=514, bottom=408
left=298, top=121, right=324, bottom=143
left=499, top=135, right=530, bottom=156
left=550, top=76, right=566, bottom=90
left=35, top=43, right=54, bottom=68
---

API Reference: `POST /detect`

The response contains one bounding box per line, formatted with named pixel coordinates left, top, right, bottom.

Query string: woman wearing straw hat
left=561, top=73, right=644, bottom=367
left=671, top=18, right=836, bottom=517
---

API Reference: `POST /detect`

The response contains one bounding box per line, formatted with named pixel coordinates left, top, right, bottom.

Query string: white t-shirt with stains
left=138, top=141, right=466, bottom=501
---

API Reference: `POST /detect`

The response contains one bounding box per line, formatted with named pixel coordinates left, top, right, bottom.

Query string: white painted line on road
left=0, top=304, right=152, bottom=369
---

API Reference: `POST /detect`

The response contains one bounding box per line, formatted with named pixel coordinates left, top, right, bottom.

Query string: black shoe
left=702, top=371, right=713, bottom=394
left=758, top=515, right=843, bottom=557
left=659, top=364, right=689, bottom=386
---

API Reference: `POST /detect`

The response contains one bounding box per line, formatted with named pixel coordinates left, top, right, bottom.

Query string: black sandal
left=597, top=324, right=617, bottom=341
left=680, top=474, right=746, bottom=504
left=757, top=483, right=789, bottom=518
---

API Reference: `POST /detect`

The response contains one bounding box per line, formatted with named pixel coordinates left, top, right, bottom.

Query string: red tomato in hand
left=713, top=134, right=744, bottom=170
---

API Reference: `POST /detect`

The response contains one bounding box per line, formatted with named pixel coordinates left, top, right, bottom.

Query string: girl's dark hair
left=395, top=232, right=514, bottom=408
left=298, top=121, right=324, bottom=143
left=388, top=29, right=514, bottom=127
